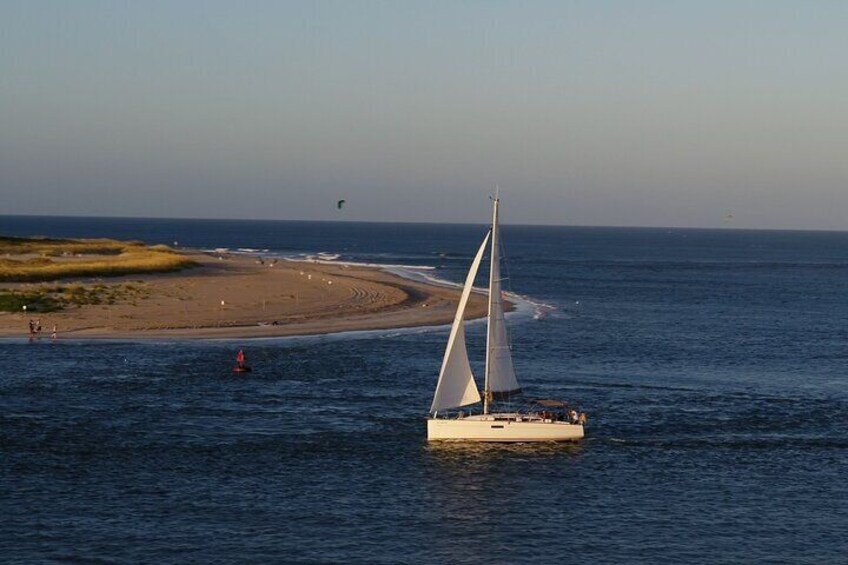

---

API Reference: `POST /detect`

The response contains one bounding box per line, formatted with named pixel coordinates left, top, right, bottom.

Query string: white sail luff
left=430, top=231, right=491, bottom=413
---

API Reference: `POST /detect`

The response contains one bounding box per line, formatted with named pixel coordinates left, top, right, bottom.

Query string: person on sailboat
left=568, top=409, right=578, bottom=424
left=578, top=412, right=588, bottom=425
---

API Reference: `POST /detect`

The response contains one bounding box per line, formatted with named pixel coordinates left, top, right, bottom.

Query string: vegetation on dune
left=0, top=282, right=149, bottom=313
left=0, top=236, right=195, bottom=282
left=0, top=236, right=136, bottom=256
left=0, top=289, right=63, bottom=313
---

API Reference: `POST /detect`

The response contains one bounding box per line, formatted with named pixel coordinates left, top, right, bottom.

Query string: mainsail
left=430, top=232, right=491, bottom=413
left=484, top=197, right=521, bottom=408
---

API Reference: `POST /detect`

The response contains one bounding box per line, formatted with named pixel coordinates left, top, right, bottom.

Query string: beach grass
left=0, top=236, right=195, bottom=282
left=0, top=283, right=149, bottom=313
left=0, top=289, right=63, bottom=313
left=0, top=236, right=131, bottom=256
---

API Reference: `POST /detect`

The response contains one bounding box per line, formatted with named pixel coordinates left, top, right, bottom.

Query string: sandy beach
left=0, top=252, right=491, bottom=340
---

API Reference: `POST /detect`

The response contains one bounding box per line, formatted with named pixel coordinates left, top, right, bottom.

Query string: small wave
left=391, top=268, right=540, bottom=322
left=282, top=255, right=436, bottom=271
left=392, top=268, right=463, bottom=288
left=504, top=292, right=558, bottom=320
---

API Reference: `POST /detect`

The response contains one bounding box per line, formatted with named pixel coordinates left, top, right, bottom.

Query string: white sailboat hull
left=427, top=415, right=584, bottom=442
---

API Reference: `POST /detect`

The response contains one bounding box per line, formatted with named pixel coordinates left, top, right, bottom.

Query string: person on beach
left=28, top=319, right=35, bottom=335
left=51, top=324, right=57, bottom=340
left=35, top=319, right=42, bottom=333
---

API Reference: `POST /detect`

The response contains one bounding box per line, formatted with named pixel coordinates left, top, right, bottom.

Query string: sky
left=1, top=1, right=847, bottom=229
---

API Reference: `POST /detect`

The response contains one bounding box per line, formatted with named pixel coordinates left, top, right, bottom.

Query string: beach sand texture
left=1, top=253, right=489, bottom=339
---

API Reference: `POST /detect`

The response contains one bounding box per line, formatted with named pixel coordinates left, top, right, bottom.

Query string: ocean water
left=2, top=216, right=848, bottom=563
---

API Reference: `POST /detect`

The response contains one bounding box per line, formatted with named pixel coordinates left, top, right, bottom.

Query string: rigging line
left=497, top=221, right=516, bottom=354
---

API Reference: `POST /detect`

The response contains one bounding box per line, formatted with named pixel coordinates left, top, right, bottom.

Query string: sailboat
left=427, top=196, right=585, bottom=442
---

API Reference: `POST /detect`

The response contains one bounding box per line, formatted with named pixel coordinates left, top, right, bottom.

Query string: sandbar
left=0, top=252, right=492, bottom=340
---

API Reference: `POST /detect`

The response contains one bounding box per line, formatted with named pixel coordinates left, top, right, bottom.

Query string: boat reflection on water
left=423, top=439, right=585, bottom=464
left=418, top=440, right=587, bottom=562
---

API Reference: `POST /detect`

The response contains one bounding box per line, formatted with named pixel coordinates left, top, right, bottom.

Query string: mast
left=483, top=191, right=499, bottom=415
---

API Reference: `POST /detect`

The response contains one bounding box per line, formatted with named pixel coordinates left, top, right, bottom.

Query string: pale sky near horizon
left=1, top=1, right=847, bottom=229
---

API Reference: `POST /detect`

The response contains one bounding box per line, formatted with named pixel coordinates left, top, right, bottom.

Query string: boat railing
left=437, top=406, right=585, bottom=425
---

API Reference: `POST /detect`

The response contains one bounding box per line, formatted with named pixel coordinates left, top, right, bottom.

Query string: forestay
left=430, top=232, right=491, bottom=413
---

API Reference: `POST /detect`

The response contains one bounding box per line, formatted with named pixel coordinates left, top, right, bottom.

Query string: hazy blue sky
left=1, top=1, right=847, bottom=228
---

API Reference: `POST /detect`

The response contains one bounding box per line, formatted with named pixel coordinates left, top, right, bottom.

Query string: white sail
left=484, top=197, right=521, bottom=406
left=430, top=231, right=491, bottom=413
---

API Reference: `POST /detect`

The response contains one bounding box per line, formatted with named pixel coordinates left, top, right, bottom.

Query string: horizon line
left=1, top=212, right=846, bottom=235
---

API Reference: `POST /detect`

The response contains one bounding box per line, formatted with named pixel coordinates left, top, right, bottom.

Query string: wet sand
left=0, top=252, right=491, bottom=340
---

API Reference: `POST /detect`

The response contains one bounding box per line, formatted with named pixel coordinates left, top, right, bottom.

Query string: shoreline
left=1, top=250, right=498, bottom=341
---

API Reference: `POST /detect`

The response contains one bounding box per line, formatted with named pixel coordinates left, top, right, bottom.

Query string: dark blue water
left=2, top=216, right=848, bottom=563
